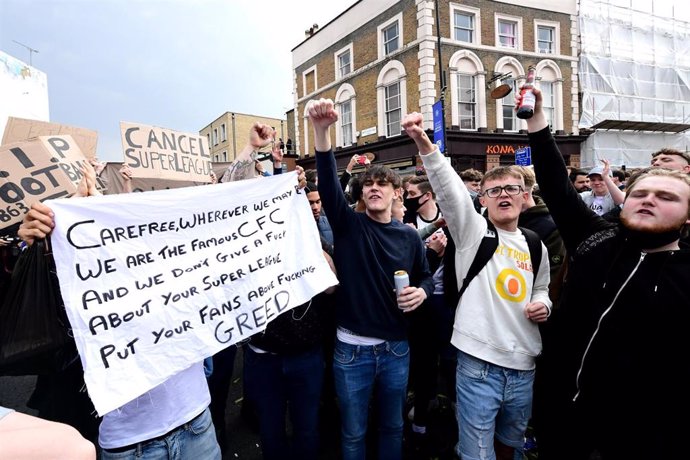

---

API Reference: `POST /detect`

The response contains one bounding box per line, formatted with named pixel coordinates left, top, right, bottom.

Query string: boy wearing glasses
left=402, top=113, right=552, bottom=460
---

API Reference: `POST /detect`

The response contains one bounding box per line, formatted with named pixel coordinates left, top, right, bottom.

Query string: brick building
left=291, top=0, right=587, bottom=174
left=200, top=112, right=287, bottom=163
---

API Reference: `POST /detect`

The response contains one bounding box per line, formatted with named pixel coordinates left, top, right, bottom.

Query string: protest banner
left=48, top=172, right=338, bottom=415
left=120, top=122, right=212, bottom=182
left=2, top=117, right=99, bottom=160
left=0, top=135, right=91, bottom=229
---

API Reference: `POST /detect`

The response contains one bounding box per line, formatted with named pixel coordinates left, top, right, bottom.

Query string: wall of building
left=200, top=112, right=286, bottom=163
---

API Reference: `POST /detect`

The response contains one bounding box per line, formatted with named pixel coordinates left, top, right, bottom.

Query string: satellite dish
left=490, top=84, right=512, bottom=99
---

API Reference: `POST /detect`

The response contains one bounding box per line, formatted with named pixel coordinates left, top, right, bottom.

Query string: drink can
left=394, top=270, right=409, bottom=297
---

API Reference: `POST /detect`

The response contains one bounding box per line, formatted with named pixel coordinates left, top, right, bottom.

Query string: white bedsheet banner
left=48, top=172, right=338, bottom=415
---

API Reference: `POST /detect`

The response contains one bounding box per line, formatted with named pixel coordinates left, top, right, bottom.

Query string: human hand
left=402, top=113, right=435, bottom=154
left=74, top=162, right=101, bottom=197
left=515, top=86, right=547, bottom=132
left=249, top=123, right=275, bottom=150
left=426, top=231, right=447, bottom=256
left=397, top=286, right=427, bottom=312
left=119, top=165, right=133, bottom=181
left=18, top=202, right=55, bottom=245
left=601, top=159, right=611, bottom=177
left=89, top=158, right=106, bottom=176
left=524, top=302, right=549, bottom=323
left=307, top=99, right=338, bottom=131
left=271, top=132, right=284, bottom=163
left=209, top=171, right=218, bottom=184
left=295, top=165, right=307, bottom=189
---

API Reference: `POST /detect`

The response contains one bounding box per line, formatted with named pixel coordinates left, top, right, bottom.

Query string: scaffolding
left=578, top=0, right=690, bottom=167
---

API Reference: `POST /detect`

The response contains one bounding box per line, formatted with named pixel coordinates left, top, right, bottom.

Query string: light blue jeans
left=100, top=407, right=220, bottom=460
left=455, top=350, right=534, bottom=460
left=333, top=339, right=410, bottom=460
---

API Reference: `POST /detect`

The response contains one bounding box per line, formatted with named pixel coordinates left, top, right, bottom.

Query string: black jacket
left=529, top=127, right=690, bottom=459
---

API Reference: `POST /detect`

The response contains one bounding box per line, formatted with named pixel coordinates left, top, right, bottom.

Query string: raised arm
left=402, top=112, right=485, bottom=250
left=523, top=89, right=612, bottom=252
left=309, top=99, right=353, bottom=228
left=220, top=123, right=275, bottom=182
left=600, top=159, right=625, bottom=205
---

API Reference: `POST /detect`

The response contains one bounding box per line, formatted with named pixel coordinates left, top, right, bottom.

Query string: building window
left=454, top=12, right=474, bottom=43
left=541, top=81, right=555, bottom=129
left=383, top=22, right=399, bottom=56
left=302, top=64, right=317, bottom=97
left=341, top=100, right=353, bottom=145
left=212, top=128, right=218, bottom=145
left=207, top=134, right=211, bottom=148
left=502, top=79, right=518, bottom=131
left=336, top=83, right=357, bottom=147
left=534, top=20, right=560, bottom=55
left=538, top=26, right=555, bottom=54
left=385, top=82, right=402, bottom=136
left=457, top=74, right=476, bottom=130
left=222, top=151, right=227, bottom=162
left=498, top=20, right=517, bottom=48
left=376, top=60, right=407, bottom=137
left=338, top=50, right=351, bottom=78
left=220, top=123, right=226, bottom=142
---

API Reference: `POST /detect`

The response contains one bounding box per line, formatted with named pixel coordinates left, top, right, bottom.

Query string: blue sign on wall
left=433, top=100, right=445, bottom=154
left=515, top=147, right=532, bottom=166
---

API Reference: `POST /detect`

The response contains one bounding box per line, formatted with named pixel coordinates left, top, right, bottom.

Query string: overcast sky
left=0, top=0, right=355, bottom=161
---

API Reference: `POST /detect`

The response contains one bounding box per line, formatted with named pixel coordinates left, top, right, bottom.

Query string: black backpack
left=452, top=218, right=542, bottom=308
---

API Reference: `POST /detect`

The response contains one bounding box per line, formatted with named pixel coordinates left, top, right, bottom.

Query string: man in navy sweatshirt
left=307, top=98, right=433, bottom=460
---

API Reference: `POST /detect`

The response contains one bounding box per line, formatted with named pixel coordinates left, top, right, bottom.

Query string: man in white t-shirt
left=403, top=112, right=552, bottom=460
left=579, top=166, right=616, bottom=216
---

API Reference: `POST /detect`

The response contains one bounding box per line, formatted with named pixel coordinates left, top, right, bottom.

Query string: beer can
left=394, top=270, right=409, bottom=297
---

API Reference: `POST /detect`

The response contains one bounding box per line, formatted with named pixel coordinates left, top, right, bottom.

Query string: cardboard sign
left=98, top=163, right=232, bottom=195
left=2, top=117, right=99, bottom=160
left=0, top=135, right=90, bottom=229
left=48, top=172, right=338, bottom=415
left=120, top=122, right=212, bottom=182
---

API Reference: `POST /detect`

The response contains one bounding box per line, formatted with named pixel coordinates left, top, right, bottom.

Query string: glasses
left=481, top=184, right=523, bottom=198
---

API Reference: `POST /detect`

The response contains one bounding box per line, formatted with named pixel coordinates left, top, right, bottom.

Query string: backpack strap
left=454, top=219, right=499, bottom=308
left=519, top=226, right=542, bottom=281
left=453, top=220, right=544, bottom=309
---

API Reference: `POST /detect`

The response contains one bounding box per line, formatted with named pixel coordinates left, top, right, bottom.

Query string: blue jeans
left=100, top=407, right=220, bottom=460
left=455, top=350, right=534, bottom=460
left=333, top=339, right=410, bottom=460
left=243, top=346, right=324, bottom=460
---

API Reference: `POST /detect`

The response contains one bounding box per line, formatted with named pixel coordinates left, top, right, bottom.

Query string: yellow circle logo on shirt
left=495, top=268, right=527, bottom=302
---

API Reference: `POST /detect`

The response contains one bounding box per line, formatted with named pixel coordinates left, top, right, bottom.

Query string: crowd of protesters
left=1, top=86, right=689, bottom=460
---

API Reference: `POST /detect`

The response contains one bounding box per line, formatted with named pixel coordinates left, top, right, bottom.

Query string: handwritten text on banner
left=48, top=172, right=338, bottom=415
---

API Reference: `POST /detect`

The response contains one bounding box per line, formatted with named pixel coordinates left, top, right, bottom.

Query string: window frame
left=534, top=19, right=561, bottom=55
left=457, top=73, right=477, bottom=130
left=377, top=13, right=403, bottom=59
left=495, top=14, right=523, bottom=50
left=384, top=81, right=402, bottom=137
left=334, top=43, right=354, bottom=80
left=450, top=3, right=481, bottom=44
left=301, top=64, right=318, bottom=97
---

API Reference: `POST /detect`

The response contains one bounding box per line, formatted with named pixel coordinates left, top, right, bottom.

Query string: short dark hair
left=408, top=175, right=434, bottom=198
left=361, top=165, right=402, bottom=189
left=460, top=168, right=483, bottom=182
left=305, top=169, right=318, bottom=184
left=569, top=168, right=589, bottom=183
left=612, top=170, right=626, bottom=182
left=304, top=182, right=318, bottom=194
left=651, top=148, right=690, bottom=164
left=348, top=175, right=363, bottom=203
